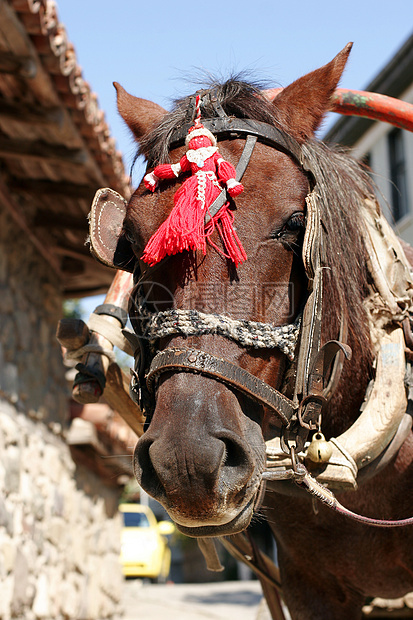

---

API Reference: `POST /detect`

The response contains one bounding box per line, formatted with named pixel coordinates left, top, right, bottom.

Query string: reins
left=263, top=455, right=413, bottom=528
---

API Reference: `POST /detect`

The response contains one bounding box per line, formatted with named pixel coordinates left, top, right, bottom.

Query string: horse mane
left=301, top=140, right=374, bottom=358
left=139, top=78, right=374, bottom=360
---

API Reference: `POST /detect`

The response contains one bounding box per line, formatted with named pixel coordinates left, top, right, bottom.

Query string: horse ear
left=272, top=43, right=353, bottom=142
left=114, top=82, right=167, bottom=142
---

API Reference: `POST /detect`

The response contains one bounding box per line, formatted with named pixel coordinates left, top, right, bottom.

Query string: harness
left=87, top=93, right=413, bottom=528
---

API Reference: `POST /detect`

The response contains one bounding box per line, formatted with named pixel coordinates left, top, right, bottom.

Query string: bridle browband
left=128, top=100, right=347, bottom=451
left=168, top=116, right=304, bottom=164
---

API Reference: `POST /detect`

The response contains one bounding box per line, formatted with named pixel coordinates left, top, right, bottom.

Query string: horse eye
left=285, top=212, right=305, bottom=232
left=123, top=228, right=135, bottom=244
left=271, top=212, right=305, bottom=239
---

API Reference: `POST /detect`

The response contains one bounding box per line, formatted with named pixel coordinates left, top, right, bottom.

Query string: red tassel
left=142, top=174, right=219, bottom=266
left=206, top=206, right=247, bottom=267
left=141, top=119, right=247, bottom=267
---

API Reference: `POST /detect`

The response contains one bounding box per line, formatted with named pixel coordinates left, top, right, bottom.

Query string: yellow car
left=119, top=503, right=175, bottom=581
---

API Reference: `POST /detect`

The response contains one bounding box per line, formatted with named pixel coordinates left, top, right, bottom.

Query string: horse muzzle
left=132, top=373, right=267, bottom=534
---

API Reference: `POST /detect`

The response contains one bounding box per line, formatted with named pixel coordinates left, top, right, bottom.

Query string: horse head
left=112, top=44, right=372, bottom=538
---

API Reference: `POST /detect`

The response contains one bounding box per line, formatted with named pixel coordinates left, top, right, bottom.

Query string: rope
left=137, top=308, right=301, bottom=360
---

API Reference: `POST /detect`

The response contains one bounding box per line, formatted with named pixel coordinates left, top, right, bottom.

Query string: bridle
left=127, top=92, right=350, bottom=452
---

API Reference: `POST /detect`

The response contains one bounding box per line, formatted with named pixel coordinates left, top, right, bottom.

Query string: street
left=121, top=579, right=271, bottom=620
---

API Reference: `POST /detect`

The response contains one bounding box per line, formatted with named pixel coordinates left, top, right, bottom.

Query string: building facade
left=0, top=1, right=134, bottom=618
left=325, top=33, right=413, bottom=244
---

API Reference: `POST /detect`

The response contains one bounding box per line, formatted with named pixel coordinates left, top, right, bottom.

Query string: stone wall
left=0, top=210, right=124, bottom=619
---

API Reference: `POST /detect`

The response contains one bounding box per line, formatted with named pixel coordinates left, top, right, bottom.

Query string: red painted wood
left=263, top=87, right=413, bottom=132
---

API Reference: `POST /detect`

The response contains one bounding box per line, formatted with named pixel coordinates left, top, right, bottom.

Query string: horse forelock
left=138, top=78, right=280, bottom=165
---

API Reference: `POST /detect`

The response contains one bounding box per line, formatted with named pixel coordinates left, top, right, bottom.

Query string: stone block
left=41, top=444, right=63, bottom=484
left=4, top=444, right=21, bottom=495
left=11, top=548, right=29, bottom=616
left=32, top=493, right=45, bottom=522
left=45, top=516, right=66, bottom=549
left=59, top=579, right=80, bottom=618
left=60, top=477, right=78, bottom=522
left=24, top=432, right=44, bottom=475
left=107, top=515, right=122, bottom=555
left=43, top=540, right=59, bottom=567
left=0, top=406, right=20, bottom=445
left=32, top=573, right=50, bottom=619
left=20, top=538, right=37, bottom=570
left=19, top=471, right=33, bottom=505
left=75, top=574, right=89, bottom=620
left=0, top=460, right=5, bottom=491
left=99, top=592, right=118, bottom=619
left=72, top=531, right=88, bottom=573
left=0, top=574, right=13, bottom=620
left=47, top=563, right=64, bottom=618
left=83, top=559, right=102, bottom=620
left=0, top=538, right=16, bottom=574
left=52, top=486, right=65, bottom=517
left=99, top=553, right=123, bottom=602
left=32, top=522, right=45, bottom=554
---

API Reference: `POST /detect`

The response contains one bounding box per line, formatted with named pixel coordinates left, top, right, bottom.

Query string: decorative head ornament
left=142, top=94, right=246, bottom=266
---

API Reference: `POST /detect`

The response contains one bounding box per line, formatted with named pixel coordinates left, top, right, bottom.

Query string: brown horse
left=112, top=45, right=413, bottom=619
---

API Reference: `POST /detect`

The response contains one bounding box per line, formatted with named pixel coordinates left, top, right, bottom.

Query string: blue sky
left=57, top=0, right=412, bottom=177
left=55, top=0, right=412, bottom=311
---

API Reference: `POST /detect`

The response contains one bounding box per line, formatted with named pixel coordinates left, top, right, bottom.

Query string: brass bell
left=306, top=432, right=333, bottom=463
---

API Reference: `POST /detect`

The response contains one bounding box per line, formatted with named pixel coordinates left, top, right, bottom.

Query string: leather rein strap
left=263, top=459, right=413, bottom=528
left=147, top=348, right=296, bottom=426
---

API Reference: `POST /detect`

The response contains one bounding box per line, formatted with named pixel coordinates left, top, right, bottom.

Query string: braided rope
left=138, top=308, right=301, bottom=360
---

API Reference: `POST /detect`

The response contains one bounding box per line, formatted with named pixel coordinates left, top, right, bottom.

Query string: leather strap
left=205, top=134, right=258, bottom=223
left=264, top=461, right=413, bottom=528
left=146, top=348, right=297, bottom=426
left=169, top=117, right=303, bottom=165
left=94, top=303, right=128, bottom=327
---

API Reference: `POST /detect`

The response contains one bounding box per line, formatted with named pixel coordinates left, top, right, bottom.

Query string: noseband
left=129, top=95, right=348, bottom=448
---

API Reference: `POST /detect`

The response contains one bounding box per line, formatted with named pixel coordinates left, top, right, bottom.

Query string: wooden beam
left=0, top=176, right=62, bottom=276
left=68, top=444, right=132, bottom=484
left=33, top=211, right=88, bottom=230
left=53, top=246, right=97, bottom=266
left=0, top=50, right=36, bottom=78
left=0, top=98, right=63, bottom=126
left=0, top=136, right=87, bottom=165
left=63, top=283, right=114, bottom=299
left=56, top=318, right=89, bottom=351
left=13, top=178, right=95, bottom=200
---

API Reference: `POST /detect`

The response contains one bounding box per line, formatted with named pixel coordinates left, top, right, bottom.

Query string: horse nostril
left=223, top=437, right=246, bottom=469
left=220, top=434, right=254, bottom=487
left=134, top=437, right=166, bottom=501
